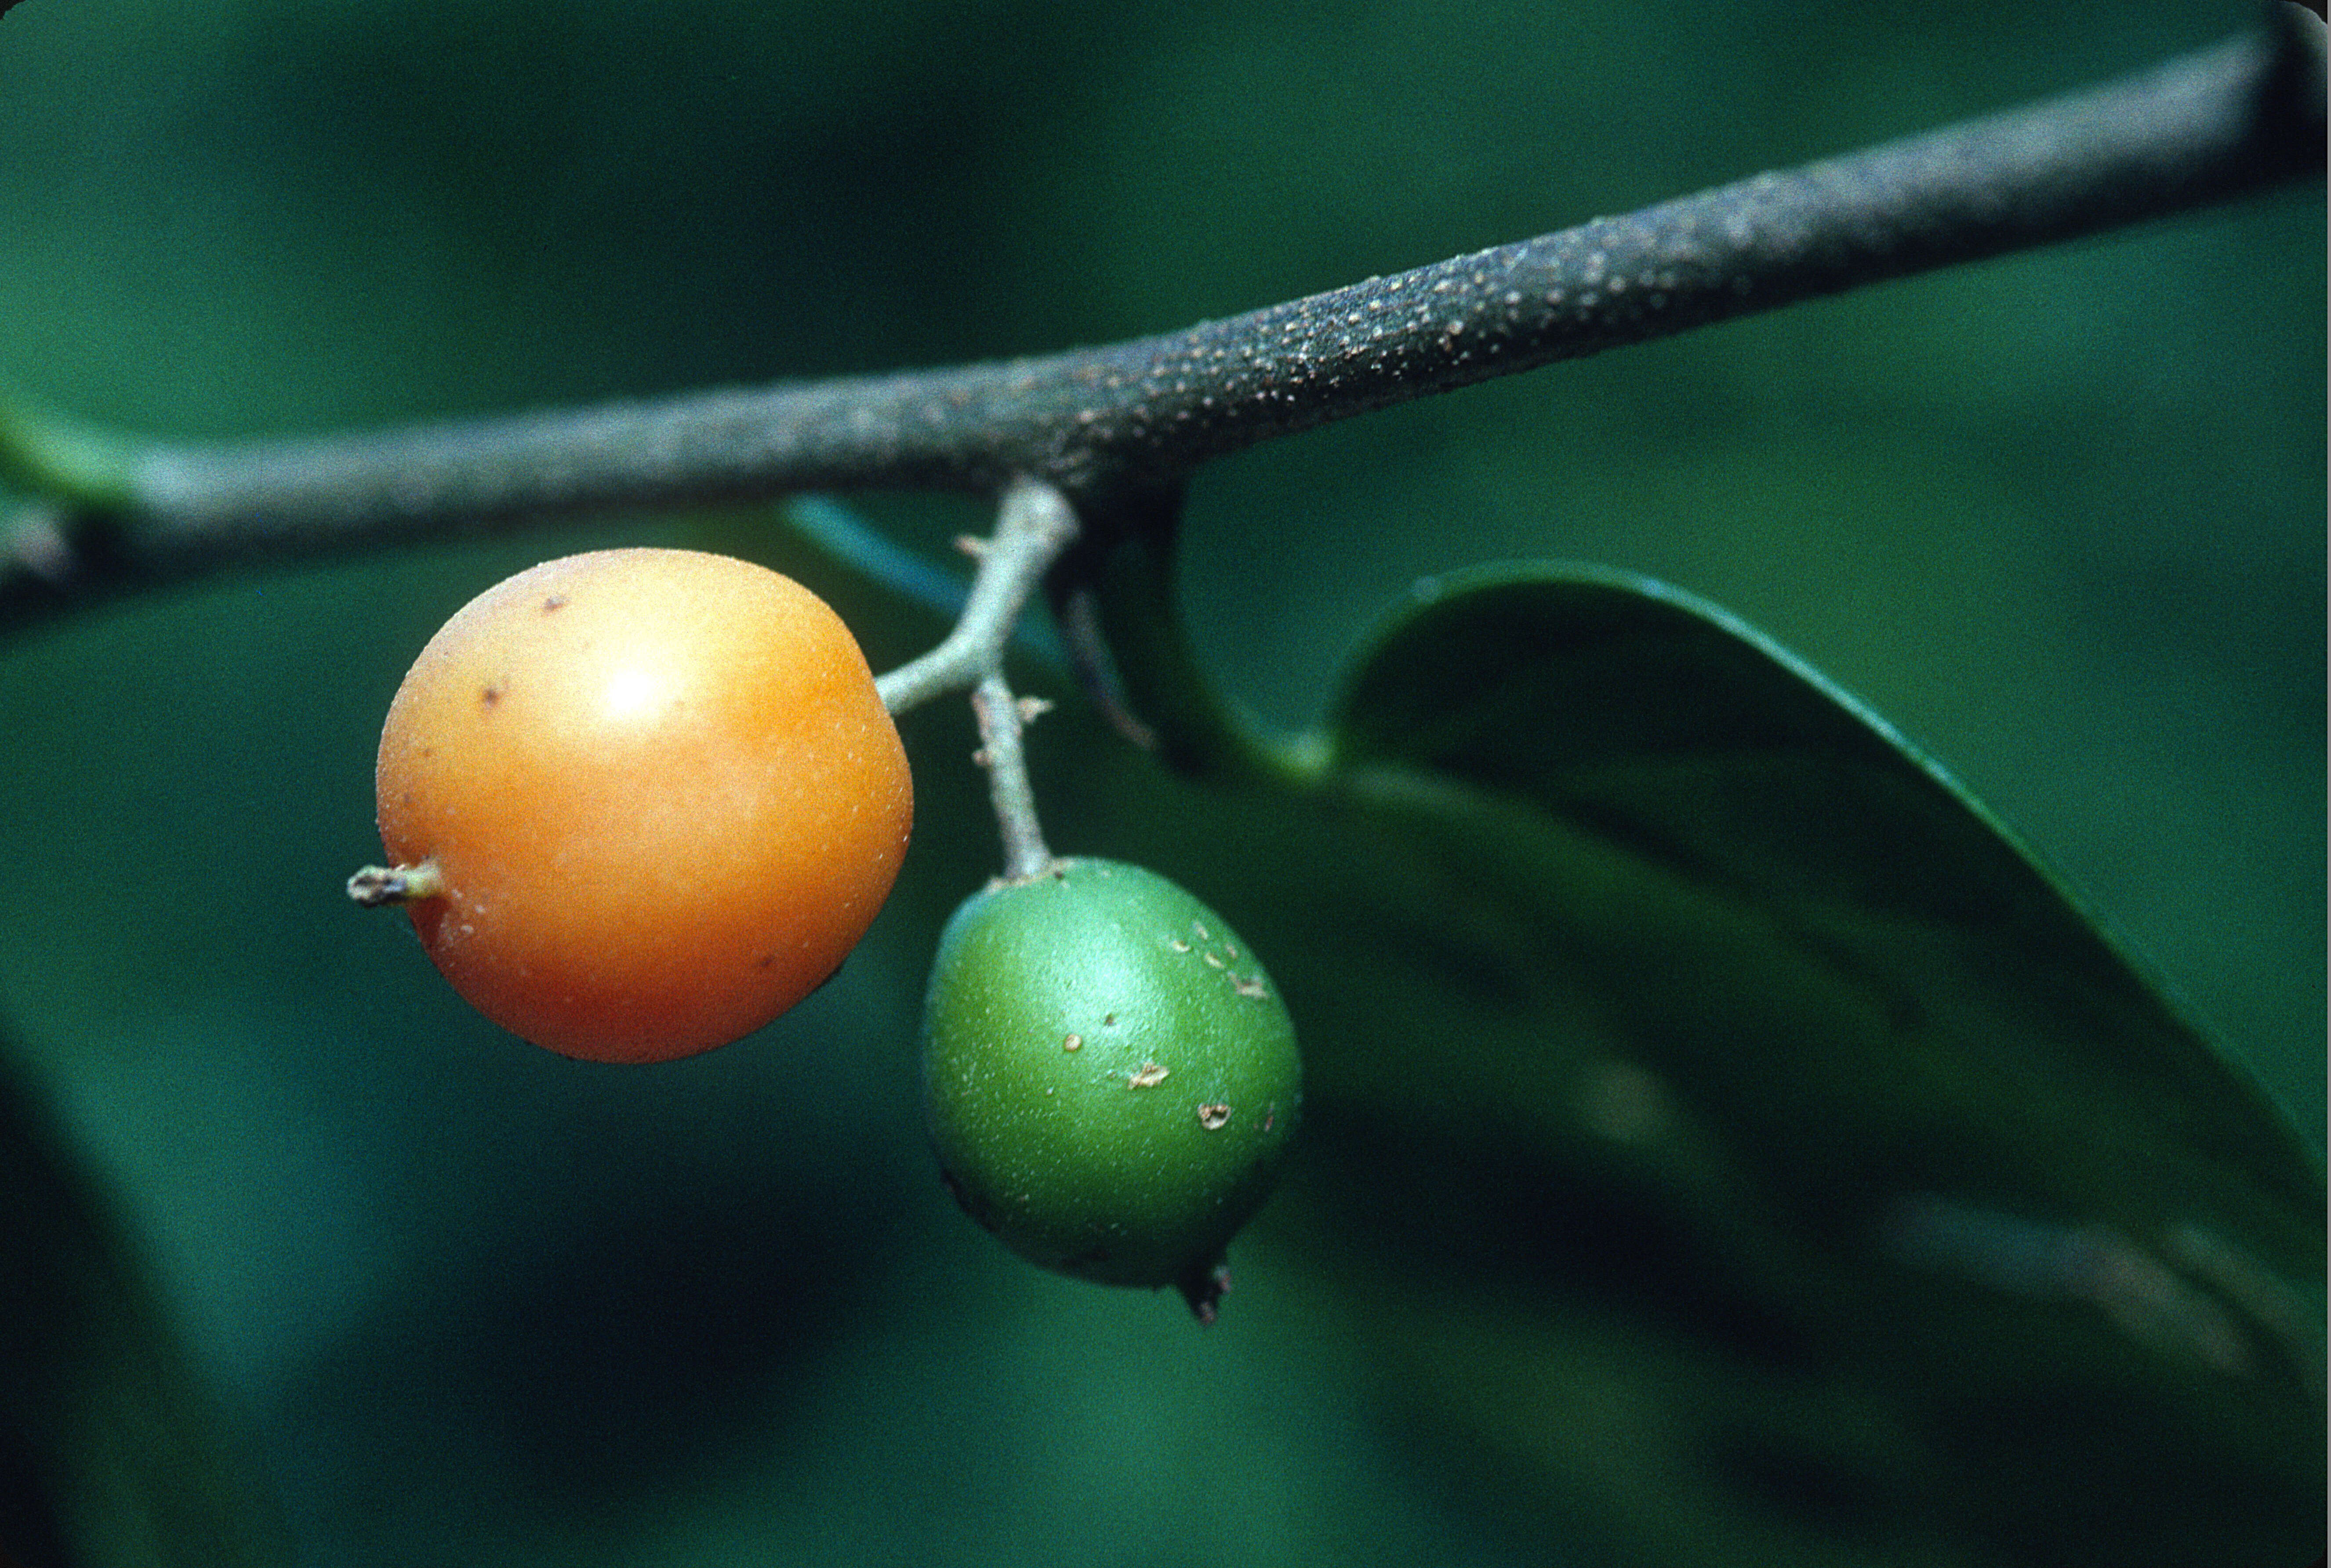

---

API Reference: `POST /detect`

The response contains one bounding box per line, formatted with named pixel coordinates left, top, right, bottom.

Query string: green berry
left=920, top=858, right=1301, bottom=1321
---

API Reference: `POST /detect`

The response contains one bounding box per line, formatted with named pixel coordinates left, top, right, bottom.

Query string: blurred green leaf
left=1067, top=561, right=2322, bottom=1567
left=1326, top=563, right=2316, bottom=1208
left=0, top=1038, right=282, bottom=1568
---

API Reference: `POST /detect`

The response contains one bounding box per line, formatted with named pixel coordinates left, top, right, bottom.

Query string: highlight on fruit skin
left=919, top=857, right=1302, bottom=1321
left=367, top=547, right=912, bottom=1064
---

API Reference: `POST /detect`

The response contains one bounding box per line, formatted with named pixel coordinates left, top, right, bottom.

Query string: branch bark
left=3, top=9, right=2320, bottom=632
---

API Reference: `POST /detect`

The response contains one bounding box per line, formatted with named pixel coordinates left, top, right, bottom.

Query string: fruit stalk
left=969, top=674, right=1053, bottom=882
left=874, top=477, right=1078, bottom=716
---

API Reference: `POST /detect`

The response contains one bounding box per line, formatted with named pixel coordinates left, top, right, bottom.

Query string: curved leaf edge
left=0, top=1035, right=288, bottom=1568
left=1310, top=558, right=2320, bottom=1167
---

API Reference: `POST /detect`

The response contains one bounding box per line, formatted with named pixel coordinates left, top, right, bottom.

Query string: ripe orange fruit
left=374, top=548, right=911, bottom=1063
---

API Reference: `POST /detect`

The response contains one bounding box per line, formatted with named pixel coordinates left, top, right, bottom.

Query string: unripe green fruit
left=920, top=858, right=1301, bottom=1321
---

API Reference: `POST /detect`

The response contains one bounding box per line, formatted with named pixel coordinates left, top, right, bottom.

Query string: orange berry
left=374, top=548, right=911, bottom=1062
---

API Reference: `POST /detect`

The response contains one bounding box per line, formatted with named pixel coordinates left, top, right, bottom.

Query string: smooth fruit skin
left=921, top=859, right=1300, bottom=1314
left=376, top=548, right=911, bottom=1063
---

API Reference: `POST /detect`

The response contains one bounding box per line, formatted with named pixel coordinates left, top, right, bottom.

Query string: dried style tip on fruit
left=371, top=548, right=912, bottom=1063
left=920, top=858, right=1301, bottom=1321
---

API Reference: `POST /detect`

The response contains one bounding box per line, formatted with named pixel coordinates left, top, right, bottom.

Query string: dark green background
left=0, top=3, right=2319, bottom=1565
